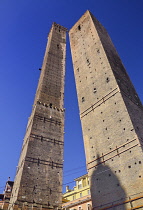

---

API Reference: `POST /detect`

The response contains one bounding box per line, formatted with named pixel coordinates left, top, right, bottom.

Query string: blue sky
left=0, top=0, right=143, bottom=193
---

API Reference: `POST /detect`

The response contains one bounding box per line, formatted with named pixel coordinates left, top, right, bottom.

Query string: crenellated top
left=48, top=22, right=68, bottom=38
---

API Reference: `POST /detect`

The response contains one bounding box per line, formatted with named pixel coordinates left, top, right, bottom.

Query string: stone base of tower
left=7, top=201, right=62, bottom=210
left=92, top=194, right=143, bottom=210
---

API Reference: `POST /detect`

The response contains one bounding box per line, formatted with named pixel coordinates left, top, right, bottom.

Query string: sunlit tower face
left=69, top=10, right=143, bottom=209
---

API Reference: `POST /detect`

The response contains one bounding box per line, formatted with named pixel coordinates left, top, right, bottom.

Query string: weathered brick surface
left=69, top=11, right=143, bottom=209
left=8, top=23, right=67, bottom=210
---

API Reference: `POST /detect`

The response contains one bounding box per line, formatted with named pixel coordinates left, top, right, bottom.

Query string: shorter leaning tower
left=69, top=11, right=143, bottom=209
left=8, top=23, right=67, bottom=210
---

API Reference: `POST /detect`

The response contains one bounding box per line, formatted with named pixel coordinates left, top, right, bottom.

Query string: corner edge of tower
left=69, top=10, right=92, bottom=35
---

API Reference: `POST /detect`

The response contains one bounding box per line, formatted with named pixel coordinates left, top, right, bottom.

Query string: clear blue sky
left=0, top=0, right=143, bottom=193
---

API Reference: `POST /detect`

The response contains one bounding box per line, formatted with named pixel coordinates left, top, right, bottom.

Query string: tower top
left=69, top=10, right=107, bottom=35
left=53, top=22, right=68, bottom=31
left=48, top=22, right=68, bottom=37
left=69, top=10, right=91, bottom=32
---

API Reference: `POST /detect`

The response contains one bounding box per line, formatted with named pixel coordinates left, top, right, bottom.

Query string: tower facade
left=8, top=23, right=67, bottom=210
left=69, top=11, right=143, bottom=209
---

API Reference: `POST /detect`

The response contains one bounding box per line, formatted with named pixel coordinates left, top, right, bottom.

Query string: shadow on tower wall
left=90, top=154, right=126, bottom=210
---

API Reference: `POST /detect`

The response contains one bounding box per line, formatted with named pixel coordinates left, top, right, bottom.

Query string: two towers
left=9, top=11, right=143, bottom=210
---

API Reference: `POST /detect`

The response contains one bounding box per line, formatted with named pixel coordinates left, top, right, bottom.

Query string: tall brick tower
left=8, top=23, right=67, bottom=210
left=69, top=11, right=143, bottom=209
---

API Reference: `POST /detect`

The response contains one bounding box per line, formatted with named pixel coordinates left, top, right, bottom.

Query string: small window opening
left=87, top=203, right=92, bottom=210
left=106, top=77, right=110, bottom=83
left=97, top=49, right=100, bottom=53
left=82, top=97, right=85, bottom=102
left=78, top=25, right=81, bottom=30
left=38, top=158, right=40, bottom=166
left=57, top=44, right=59, bottom=49
left=50, top=103, right=52, bottom=108
left=139, top=161, right=142, bottom=164
left=93, top=88, right=97, bottom=93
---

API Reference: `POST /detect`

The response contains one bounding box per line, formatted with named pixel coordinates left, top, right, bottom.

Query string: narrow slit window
left=82, top=97, right=85, bottom=102
left=93, top=88, right=97, bottom=93
left=97, top=49, right=100, bottom=53
left=78, top=25, right=81, bottom=30
left=106, top=77, right=110, bottom=83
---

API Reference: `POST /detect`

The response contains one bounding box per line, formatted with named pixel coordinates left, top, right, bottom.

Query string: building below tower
left=0, top=179, right=14, bottom=210
left=62, top=174, right=92, bottom=210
